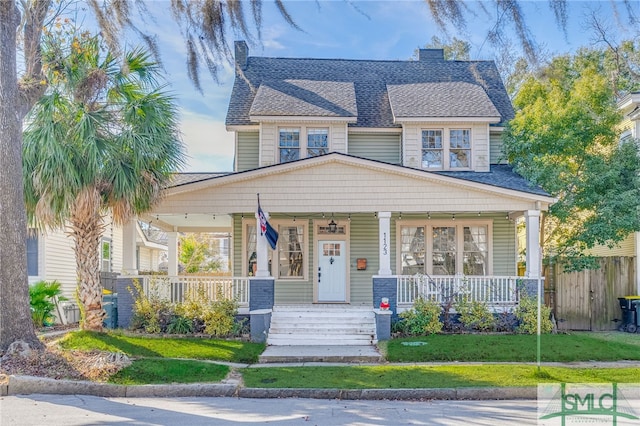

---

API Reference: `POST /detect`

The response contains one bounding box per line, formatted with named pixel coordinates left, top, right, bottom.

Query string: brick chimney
left=419, top=48, right=445, bottom=61
left=234, top=40, right=248, bottom=71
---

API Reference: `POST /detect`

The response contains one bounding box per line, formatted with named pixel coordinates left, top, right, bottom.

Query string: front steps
left=266, top=304, right=377, bottom=346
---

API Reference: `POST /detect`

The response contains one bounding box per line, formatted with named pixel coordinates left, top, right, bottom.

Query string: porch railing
left=397, top=275, right=533, bottom=310
left=137, top=275, right=250, bottom=307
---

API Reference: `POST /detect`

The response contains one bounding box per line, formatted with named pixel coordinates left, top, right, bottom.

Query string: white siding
left=42, top=230, right=77, bottom=299
left=402, top=122, right=490, bottom=171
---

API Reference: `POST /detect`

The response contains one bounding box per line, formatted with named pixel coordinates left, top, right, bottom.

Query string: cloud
left=179, top=110, right=234, bottom=172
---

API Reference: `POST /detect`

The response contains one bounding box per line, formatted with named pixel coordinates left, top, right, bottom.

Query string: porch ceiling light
left=328, top=219, right=338, bottom=233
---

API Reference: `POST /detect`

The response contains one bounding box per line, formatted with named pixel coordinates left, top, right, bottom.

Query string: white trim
left=250, top=115, right=356, bottom=123
left=395, top=116, right=501, bottom=124
left=226, top=125, right=260, bottom=132
left=312, top=219, right=350, bottom=303
left=270, top=218, right=309, bottom=281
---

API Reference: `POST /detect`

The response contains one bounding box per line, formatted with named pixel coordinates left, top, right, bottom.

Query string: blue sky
left=110, top=1, right=639, bottom=172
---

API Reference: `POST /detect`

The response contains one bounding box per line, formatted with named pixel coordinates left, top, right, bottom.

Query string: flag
left=258, top=200, right=279, bottom=250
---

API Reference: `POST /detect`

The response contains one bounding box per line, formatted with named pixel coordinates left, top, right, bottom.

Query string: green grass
left=242, top=365, right=640, bottom=389
left=385, top=332, right=640, bottom=362
left=109, top=359, right=230, bottom=385
left=59, top=331, right=265, bottom=364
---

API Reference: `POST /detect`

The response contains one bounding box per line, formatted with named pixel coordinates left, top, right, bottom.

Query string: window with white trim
left=399, top=221, right=490, bottom=276
left=100, top=238, right=112, bottom=272
left=279, top=128, right=300, bottom=162
left=307, top=128, right=329, bottom=157
left=421, top=128, right=472, bottom=170
left=421, top=130, right=443, bottom=169
left=244, top=223, right=272, bottom=276
left=277, top=224, right=305, bottom=279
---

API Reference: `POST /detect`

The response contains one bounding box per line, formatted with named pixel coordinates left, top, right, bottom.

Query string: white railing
left=137, top=275, right=250, bottom=307
left=397, top=275, right=535, bottom=310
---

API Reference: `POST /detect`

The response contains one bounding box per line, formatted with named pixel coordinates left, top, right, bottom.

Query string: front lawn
left=59, top=330, right=265, bottom=364
left=384, top=332, right=640, bottom=362
left=109, top=359, right=230, bottom=385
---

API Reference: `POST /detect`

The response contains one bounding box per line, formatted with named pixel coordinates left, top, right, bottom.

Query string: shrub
left=398, top=297, right=443, bottom=335
left=515, top=293, right=553, bottom=334
left=129, top=279, right=174, bottom=333
left=203, top=297, right=239, bottom=337
left=29, top=280, right=67, bottom=327
left=455, top=296, right=495, bottom=332
left=166, top=315, right=194, bottom=334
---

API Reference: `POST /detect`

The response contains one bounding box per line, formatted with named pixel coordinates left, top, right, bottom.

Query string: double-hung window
left=421, top=130, right=443, bottom=169
left=399, top=222, right=490, bottom=276
left=279, top=128, right=300, bottom=162
left=277, top=224, right=305, bottom=278
left=307, top=128, right=328, bottom=157
left=27, top=230, right=38, bottom=276
left=449, top=129, right=471, bottom=168
left=100, top=238, right=112, bottom=272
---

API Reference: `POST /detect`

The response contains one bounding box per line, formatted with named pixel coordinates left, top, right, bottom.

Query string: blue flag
left=258, top=203, right=279, bottom=250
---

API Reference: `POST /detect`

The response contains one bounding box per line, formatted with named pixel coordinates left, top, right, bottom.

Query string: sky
left=84, top=1, right=639, bottom=173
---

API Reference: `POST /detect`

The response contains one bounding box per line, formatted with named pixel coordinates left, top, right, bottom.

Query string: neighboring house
left=29, top=218, right=166, bottom=322
left=125, top=42, right=554, bottom=344
left=586, top=92, right=640, bottom=293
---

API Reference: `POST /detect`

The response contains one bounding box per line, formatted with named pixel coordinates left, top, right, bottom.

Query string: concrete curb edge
left=6, top=375, right=537, bottom=400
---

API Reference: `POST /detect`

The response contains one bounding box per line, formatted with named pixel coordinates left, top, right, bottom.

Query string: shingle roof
left=226, top=45, right=514, bottom=128
left=387, top=82, right=501, bottom=119
left=167, top=172, right=229, bottom=188
left=435, top=164, right=548, bottom=196
left=249, top=79, right=357, bottom=118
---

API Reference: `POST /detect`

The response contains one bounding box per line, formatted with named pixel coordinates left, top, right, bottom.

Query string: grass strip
left=386, top=332, right=640, bottom=362
left=108, top=358, right=230, bottom=385
left=242, top=365, right=640, bottom=389
left=59, top=331, right=265, bottom=364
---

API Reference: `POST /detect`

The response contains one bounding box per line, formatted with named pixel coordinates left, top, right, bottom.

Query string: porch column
left=378, top=211, right=392, bottom=276
left=255, top=212, right=271, bottom=277
left=636, top=232, right=640, bottom=294
left=122, top=219, right=137, bottom=274
left=525, top=210, right=541, bottom=279
left=167, top=231, right=179, bottom=276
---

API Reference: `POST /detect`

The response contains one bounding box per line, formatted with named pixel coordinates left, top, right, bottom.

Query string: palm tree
left=22, top=33, right=185, bottom=331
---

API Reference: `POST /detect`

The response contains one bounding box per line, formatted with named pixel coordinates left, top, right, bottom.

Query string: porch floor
left=259, top=345, right=383, bottom=364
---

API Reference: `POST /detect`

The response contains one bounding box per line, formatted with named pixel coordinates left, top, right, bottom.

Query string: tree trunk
left=0, top=2, right=43, bottom=351
left=70, top=187, right=106, bottom=332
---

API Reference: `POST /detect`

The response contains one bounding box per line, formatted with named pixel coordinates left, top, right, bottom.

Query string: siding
left=349, top=214, right=383, bottom=304
left=588, top=233, right=636, bottom=257
left=492, top=215, right=517, bottom=275
left=236, top=131, right=259, bottom=172
left=490, top=131, right=507, bottom=164
left=348, top=133, right=401, bottom=164
left=42, top=230, right=77, bottom=299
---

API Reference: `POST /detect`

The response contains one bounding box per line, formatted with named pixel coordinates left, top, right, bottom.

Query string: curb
left=5, top=375, right=537, bottom=400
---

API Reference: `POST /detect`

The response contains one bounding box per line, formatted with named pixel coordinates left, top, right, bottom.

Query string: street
left=0, top=395, right=538, bottom=425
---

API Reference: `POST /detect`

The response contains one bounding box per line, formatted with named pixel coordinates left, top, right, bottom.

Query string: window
left=307, top=128, right=329, bottom=157
left=278, top=225, right=304, bottom=278
left=399, top=222, right=491, bottom=276
left=100, top=238, right=112, bottom=272
left=279, top=128, right=300, bottom=162
left=421, top=130, right=443, bottom=168
left=245, top=223, right=272, bottom=276
left=27, top=230, right=38, bottom=276
left=450, top=129, right=470, bottom=168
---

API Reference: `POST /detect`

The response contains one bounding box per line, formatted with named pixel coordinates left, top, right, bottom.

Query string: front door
left=318, top=240, right=346, bottom=302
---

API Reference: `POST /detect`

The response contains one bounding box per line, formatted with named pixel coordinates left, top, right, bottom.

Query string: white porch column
left=636, top=232, right=640, bottom=294
left=167, top=231, right=179, bottom=276
left=122, top=219, right=138, bottom=274
left=525, top=210, right=541, bottom=278
left=378, top=211, right=392, bottom=276
left=255, top=212, right=271, bottom=277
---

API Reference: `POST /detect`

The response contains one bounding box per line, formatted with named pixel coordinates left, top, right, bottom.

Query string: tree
left=413, top=36, right=470, bottom=60
left=22, top=32, right=185, bottom=331
left=503, top=48, right=640, bottom=270
left=179, top=234, right=224, bottom=273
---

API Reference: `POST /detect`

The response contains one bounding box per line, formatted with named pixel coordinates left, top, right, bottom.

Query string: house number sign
left=382, top=232, right=388, bottom=255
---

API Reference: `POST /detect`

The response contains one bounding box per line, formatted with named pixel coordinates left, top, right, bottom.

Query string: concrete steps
left=266, top=305, right=377, bottom=346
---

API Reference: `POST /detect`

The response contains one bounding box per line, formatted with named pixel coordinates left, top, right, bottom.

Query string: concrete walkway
left=259, top=345, right=384, bottom=363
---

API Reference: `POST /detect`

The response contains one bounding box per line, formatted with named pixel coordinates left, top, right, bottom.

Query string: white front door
left=317, top=240, right=346, bottom=302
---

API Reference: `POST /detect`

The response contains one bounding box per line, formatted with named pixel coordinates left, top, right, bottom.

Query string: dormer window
left=421, top=128, right=472, bottom=170
left=307, top=128, right=328, bottom=157
left=279, top=128, right=300, bottom=162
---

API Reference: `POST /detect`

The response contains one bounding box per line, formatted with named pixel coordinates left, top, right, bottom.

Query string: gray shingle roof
left=226, top=45, right=514, bottom=128
left=167, top=172, right=229, bottom=188
left=435, top=164, right=549, bottom=196
left=387, top=82, right=501, bottom=118
left=249, top=79, right=357, bottom=118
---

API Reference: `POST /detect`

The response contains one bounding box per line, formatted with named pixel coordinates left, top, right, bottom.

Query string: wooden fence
left=546, top=256, right=636, bottom=331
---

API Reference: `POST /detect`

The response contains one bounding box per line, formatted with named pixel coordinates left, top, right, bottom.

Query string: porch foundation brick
left=373, top=276, right=398, bottom=315
left=116, top=277, right=137, bottom=329
left=374, top=309, right=392, bottom=341
left=250, top=309, right=272, bottom=343
left=249, top=278, right=275, bottom=312
left=521, top=278, right=541, bottom=299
